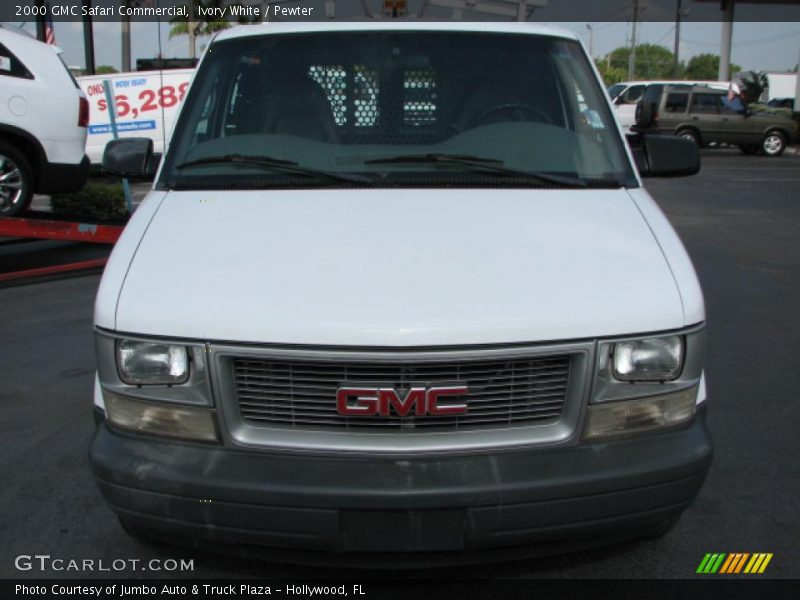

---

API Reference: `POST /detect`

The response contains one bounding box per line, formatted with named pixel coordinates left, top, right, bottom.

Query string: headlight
left=117, top=339, right=189, bottom=385
left=583, top=386, right=696, bottom=440
left=104, top=392, right=219, bottom=442
left=612, top=335, right=683, bottom=382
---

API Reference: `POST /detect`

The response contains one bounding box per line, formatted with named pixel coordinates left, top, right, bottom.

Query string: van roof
left=213, top=21, right=579, bottom=43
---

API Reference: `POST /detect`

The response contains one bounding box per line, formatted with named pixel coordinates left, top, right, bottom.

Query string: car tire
left=738, top=144, right=760, bottom=155
left=676, top=128, right=700, bottom=147
left=0, top=141, right=34, bottom=217
left=761, top=130, right=786, bottom=157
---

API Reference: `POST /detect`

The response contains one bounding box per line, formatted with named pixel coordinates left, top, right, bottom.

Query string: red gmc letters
left=336, top=386, right=469, bottom=417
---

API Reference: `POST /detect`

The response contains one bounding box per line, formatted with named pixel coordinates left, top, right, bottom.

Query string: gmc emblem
left=336, top=386, right=469, bottom=417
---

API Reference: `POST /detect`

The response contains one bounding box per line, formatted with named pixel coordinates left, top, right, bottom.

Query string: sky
left=3, top=4, right=800, bottom=74
left=573, top=21, right=800, bottom=72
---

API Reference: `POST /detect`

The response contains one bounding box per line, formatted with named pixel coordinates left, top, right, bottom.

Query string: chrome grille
left=232, top=355, right=571, bottom=432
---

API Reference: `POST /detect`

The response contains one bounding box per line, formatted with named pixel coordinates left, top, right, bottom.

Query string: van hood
left=113, top=188, right=685, bottom=346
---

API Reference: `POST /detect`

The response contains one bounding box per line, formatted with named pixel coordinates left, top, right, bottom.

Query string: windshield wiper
left=365, top=153, right=588, bottom=188
left=367, top=153, right=504, bottom=166
left=175, top=154, right=371, bottom=184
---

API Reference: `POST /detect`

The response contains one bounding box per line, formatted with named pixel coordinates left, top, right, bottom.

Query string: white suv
left=0, top=26, right=89, bottom=216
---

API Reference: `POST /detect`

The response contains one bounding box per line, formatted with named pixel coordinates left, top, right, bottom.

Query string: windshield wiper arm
left=365, top=153, right=587, bottom=188
left=366, top=153, right=504, bottom=166
left=175, top=154, right=371, bottom=184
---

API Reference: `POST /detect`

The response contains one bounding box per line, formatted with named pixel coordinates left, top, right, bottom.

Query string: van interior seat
left=262, top=75, right=340, bottom=143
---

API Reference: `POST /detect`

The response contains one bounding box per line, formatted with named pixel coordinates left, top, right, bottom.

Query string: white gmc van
left=91, top=22, right=711, bottom=564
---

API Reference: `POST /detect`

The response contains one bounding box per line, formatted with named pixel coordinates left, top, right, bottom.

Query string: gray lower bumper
left=90, top=410, right=712, bottom=564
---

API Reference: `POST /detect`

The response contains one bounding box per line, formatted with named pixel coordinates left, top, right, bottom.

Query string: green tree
left=599, top=44, right=679, bottom=81
left=95, top=65, right=118, bottom=75
left=594, top=60, right=627, bottom=87
left=685, top=53, right=742, bottom=80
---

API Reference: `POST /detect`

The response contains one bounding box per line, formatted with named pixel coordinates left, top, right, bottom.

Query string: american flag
left=44, top=2, right=56, bottom=45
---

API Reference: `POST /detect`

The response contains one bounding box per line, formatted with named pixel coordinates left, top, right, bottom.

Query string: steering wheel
left=468, top=103, right=554, bottom=129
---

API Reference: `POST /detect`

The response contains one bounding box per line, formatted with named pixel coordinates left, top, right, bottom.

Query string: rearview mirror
left=629, top=134, right=700, bottom=178
left=102, top=138, right=154, bottom=179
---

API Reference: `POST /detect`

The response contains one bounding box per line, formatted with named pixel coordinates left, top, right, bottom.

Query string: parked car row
left=608, top=79, right=728, bottom=132
left=609, top=80, right=799, bottom=157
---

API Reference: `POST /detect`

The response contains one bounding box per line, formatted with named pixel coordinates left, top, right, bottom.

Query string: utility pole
left=673, top=0, right=682, bottom=78
left=586, top=24, right=594, bottom=58
left=628, top=0, right=640, bottom=81
left=719, top=0, right=735, bottom=82
left=188, top=24, right=196, bottom=59
left=517, top=1, right=526, bottom=21
left=795, top=46, right=800, bottom=111
left=121, top=1, right=131, bottom=72
left=187, top=1, right=197, bottom=59
left=82, top=0, right=95, bottom=75
left=35, top=0, right=46, bottom=42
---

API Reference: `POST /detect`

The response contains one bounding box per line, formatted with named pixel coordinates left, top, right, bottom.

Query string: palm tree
left=170, top=1, right=253, bottom=59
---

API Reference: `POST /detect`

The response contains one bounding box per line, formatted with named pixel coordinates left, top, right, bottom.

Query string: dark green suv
left=636, top=84, right=799, bottom=157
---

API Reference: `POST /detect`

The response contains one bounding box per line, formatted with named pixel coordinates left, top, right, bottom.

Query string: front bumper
left=90, top=408, right=712, bottom=565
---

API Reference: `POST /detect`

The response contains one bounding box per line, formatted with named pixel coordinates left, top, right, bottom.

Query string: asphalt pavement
left=1, top=150, right=798, bottom=580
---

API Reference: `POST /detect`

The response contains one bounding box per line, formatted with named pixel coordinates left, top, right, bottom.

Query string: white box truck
left=77, top=68, right=194, bottom=164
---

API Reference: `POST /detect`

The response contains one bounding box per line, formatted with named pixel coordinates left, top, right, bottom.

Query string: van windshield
left=159, top=31, right=637, bottom=190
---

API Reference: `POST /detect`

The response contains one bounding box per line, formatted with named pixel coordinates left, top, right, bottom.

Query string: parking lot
left=1, top=149, right=798, bottom=580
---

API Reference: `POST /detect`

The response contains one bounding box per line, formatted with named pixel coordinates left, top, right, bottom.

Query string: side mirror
left=102, top=138, right=154, bottom=179
left=630, top=134, right=700, bottom=178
